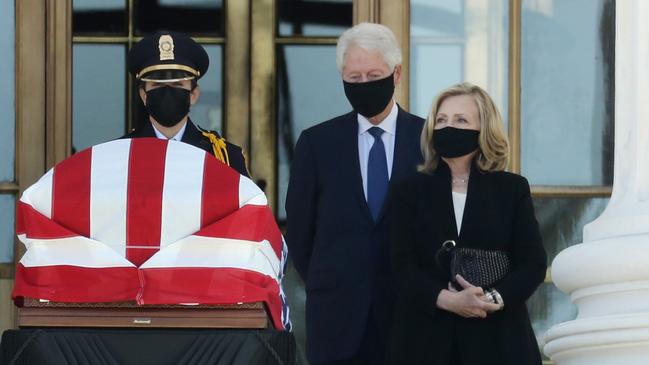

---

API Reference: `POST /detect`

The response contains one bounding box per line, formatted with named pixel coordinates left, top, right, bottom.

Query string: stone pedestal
left=543, top=1, right=649, bottom=364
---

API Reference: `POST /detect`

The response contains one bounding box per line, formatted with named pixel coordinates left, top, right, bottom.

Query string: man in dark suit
left=125, top=31, right=249, bottom=176
left=285, top=23, right=425, bottom=365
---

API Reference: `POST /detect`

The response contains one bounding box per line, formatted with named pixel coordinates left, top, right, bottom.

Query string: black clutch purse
left=435, top=240, right=511, bottom=290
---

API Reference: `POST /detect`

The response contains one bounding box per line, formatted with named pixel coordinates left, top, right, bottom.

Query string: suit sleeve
left=285, top=131, right=318, bottom=281
left=391, top=179, right=447, bottom=316
left=494, top=176, right=547, bottom=307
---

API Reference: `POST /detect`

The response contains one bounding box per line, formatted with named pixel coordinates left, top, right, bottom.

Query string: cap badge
left=158, top=34, right=175, bottom=61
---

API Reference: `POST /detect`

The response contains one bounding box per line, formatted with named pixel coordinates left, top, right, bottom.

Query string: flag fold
left=13, top=138, right=288, bottom=330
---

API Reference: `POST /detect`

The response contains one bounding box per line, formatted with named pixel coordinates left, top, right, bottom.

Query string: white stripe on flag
left=18, top=234, right=135, bottom=268
left=160, top=141, right=205, bottom=247
left=238, top=175, right=267, bottom=207
left=21, top=169, right=54, bottom=219
left=140, top=236, right=280, bottom=280
left=90, top=139, right=131, bottom=257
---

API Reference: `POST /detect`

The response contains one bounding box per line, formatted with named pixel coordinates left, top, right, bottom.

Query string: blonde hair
left=418, top=82, right=509, bottom=174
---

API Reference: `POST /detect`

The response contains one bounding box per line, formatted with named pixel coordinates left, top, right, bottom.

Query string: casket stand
left=1, top=299, right=295, bottom=365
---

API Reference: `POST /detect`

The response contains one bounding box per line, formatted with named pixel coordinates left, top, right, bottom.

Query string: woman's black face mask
left=145, top=86, right=191, bottom=127
left=343, top=72, right=395, bottom=118
left=433, top=127, right=480, bottom=158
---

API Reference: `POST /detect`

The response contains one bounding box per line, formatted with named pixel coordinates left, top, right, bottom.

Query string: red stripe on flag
left=140, top=267, right=283, bottom=329
left=52, top=148, right=92, bottom=237
left=126, top=139, right=167, bottom=267
left=17, top=201, right=77, bottom=239
left=16, top=200, right=25, bottom=236
left=12, top=263, right=139, bottom=303
left=200, top=153, right=240, bottom=228
left=196, top=205, right=283, bottom=258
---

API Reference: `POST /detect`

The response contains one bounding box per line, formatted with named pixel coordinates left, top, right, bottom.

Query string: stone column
left=543, top=1, right=649, bottom=364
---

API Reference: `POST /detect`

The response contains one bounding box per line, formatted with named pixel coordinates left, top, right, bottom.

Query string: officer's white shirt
left=152, top=121, right=187, bottom=141
left=357, top=101, right=398, bottom=200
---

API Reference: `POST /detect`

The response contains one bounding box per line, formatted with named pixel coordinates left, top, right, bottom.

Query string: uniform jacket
left=123, top=119, right=249, bottom=177
left=388, top=161, right=547, bottom=365
left=285, top=106, right=424, bottom=362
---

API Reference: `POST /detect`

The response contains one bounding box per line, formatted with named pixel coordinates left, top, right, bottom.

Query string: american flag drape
left=13, top=138, right=290, bottom=330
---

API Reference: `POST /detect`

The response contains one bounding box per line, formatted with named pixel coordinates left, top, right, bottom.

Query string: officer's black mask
left=343, top=72, right=395, bottom=118
left=144, top=85, right=192, bottom=128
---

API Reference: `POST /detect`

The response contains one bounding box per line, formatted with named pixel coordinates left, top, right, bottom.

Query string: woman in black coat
left=389, top=83, right=547, bottom=365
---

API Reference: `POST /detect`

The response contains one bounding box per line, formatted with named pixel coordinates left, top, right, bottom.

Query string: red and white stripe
left=13, top=138, right=285, bottom=329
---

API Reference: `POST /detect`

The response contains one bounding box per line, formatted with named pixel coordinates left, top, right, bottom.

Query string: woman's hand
left=455, top=275, right=504, bottom=311
left=435, top=275, right=502, bottom=318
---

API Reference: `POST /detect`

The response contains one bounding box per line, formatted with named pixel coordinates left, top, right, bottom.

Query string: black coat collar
left=431, top=159, right=486, bottom=242
left=133, top=119, right=211, bottom=146
left=180, top=118, right=212, bottom=147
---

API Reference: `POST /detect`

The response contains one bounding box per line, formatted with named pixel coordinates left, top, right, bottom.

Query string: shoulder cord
left=201, top=131, right=230, bottom=166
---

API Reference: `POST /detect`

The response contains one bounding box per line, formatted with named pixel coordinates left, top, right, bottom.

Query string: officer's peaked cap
left=128, top=31, right=209, bottom=83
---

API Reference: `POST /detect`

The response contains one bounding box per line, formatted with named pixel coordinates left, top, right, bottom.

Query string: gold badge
left=158, top=34, right=174, bottom=61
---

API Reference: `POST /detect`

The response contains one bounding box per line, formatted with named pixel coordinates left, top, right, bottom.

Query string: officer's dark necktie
left=367, top=127, right=389, bottom=222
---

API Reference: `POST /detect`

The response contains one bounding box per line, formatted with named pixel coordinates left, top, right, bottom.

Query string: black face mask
left=343, top=73, right=395, bottom=118
left=145, top=86, right=191, bottom=127
left=433, top=127, right=480, bottom=158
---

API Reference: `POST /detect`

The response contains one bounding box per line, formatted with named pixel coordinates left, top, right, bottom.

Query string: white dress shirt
left=357, top=102, right=398, bottom=200
left=152, top=121, right=187, bottom=141
left=452, top=191, right=467, bottom=235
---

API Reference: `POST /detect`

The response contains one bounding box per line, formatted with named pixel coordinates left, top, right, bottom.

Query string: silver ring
left=485, top=291, right=494, bottom=303
left=442, top=240, right=456, bottom=250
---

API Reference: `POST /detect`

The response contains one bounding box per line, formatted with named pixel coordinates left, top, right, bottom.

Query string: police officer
left=125, top=31, right=249, bottom=176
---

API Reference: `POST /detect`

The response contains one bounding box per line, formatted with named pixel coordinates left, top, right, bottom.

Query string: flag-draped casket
left=12, top=138, right=288, bottom=330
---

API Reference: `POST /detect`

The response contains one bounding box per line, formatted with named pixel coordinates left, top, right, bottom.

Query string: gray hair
left=336, top=22, right=402, bottom=73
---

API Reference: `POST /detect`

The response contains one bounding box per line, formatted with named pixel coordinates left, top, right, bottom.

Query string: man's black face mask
left=343, top=72, right=395, bottom=118
left=145, top=86, right=191, bottom=127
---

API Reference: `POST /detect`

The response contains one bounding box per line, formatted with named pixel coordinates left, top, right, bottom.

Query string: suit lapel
left=376, top=107, right=413, bottom=222
left=457, top=162, right=486, bottom=244
left=430, top=161, right=489, bottom=246
left=341, top=113, right=374, bottom=224
left=388, top=109, right=406, bottom=188
left=180, top=119, right=202, bottom=145
left=431, top=162, right=459, bottom=242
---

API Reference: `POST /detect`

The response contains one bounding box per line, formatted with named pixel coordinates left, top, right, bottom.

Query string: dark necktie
left=367, top=127, right=388, bottom=221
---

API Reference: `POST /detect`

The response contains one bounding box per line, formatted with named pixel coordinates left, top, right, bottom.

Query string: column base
left=544, top=313, right=649, bottom=365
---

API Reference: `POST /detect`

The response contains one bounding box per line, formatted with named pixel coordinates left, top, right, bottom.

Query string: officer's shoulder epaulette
left=196, top=125, right=222, bottom=138
left=196, top=126, right=230, bottom=166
